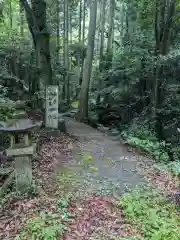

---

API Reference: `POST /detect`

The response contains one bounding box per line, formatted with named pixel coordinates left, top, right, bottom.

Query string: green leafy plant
left=113, top=236, right=144, bottom=240
left=0, top=105, right=15, bottom=121
left=122, top=131, right=169, bottom=162
left=57, top=194, right=73, bottom=220
left=15, top=212, right=66, bottom=240
left=117, top=187, right=180, bottom=240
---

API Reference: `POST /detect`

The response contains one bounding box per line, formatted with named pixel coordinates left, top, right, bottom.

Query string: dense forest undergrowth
left=0, top=0, right=180, bottom=239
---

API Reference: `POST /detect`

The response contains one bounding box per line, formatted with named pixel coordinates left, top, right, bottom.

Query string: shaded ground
left=64, top=117, right=148, bottom=197
left=0, top=118, right=179, bottom=239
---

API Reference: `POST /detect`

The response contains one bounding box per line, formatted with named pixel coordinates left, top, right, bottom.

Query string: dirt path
left=64, top=117, right=149, bottom=197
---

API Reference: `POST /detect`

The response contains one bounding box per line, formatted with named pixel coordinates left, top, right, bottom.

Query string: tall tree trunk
left=77, top=0, right=82, bottom=85
left=96, top=0, right=106, bottom=105
left=56, top=0, right=60, bottom=62
left=154, top=0, right=176, bottom=161
left=99, top=0, right=105, bottom=72
left=77, top=0, right=97, bottom=122
left=106, top=0, right=115, bottom=69
left=9, top=0, right=12, bottom=28
left=0, top=2, right=4, bottom=23
left=20, top=1, right=24, bottom=36
left=69, top=2, right=73, bottom=97
left=63, top=0, right=69, bottom=104
left=21, top=0, right=53, bottom=87
left=80, top=0, right=86, bottom=85
left=82, top=0, right=86, bottom=45
left=79, top=0, right=82, bottom=43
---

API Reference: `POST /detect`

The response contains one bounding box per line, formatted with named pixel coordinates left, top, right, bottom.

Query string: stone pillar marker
left=45, top=85, right=59, bottom=129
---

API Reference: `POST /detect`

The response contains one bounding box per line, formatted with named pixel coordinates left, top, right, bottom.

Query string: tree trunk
left=77, top=0, right=82, bottom=85
left=80, top=0, right=86, bottom=85
left=63, top=0, right=69, bottom=104
left=153, top=0, right=176, bottom=161
left=77, top=0, right=97, bottom=122
left=20, top=1, right=24, bottom=36
left=9, top=0, right=12, bottom=28
left=56, top=0, right=60, bottom=62
left=106, top=0, right=115, bottom=69
left=99, top=0, right=106, bottom=72
left=96, top=0, right=106, bottom=105
left=20, top=0, right=53, bottom=86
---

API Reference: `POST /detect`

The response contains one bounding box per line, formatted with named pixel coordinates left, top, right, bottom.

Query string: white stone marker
left=45, top=85, right=59, bottom=128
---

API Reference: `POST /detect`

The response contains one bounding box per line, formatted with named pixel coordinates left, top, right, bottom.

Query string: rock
left=44, top=129, right=62, bottom=138
left=70, top=108, right=78, bottom=113
left=98, top=125, right=110, bottom=133
left=58, top=118, right=67, bottom=133
left=109, top=128, right=120, bottom=136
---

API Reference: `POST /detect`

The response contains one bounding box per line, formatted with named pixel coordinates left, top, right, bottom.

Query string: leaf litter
left=0, top=131, right=179, bottom=239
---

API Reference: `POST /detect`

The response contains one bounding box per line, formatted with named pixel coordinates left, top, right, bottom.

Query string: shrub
left=117, top=187, right=180, bottom=240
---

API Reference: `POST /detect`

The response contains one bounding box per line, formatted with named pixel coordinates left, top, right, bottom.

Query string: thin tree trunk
left=106, top=0, right=115, bottom=68
left=77, top=0, right=82, bottom=85
left=82, top=0, right=86, bottom=44
left=56, top=0, right=60, bottom=62
left=96, top=0, right=106, bottom=105
left=20, top=1, right=24, bottom=36
left=63, top=0, right=69, bottom=104
left=80, top=0, right=86, bottom=84
left=77, top=0, right=97, bottom=122
left=79, top=0, right=82, bottom=42
left=9, top=0, right=12, bottom=28
left=99, top=0, right=105, bottom=71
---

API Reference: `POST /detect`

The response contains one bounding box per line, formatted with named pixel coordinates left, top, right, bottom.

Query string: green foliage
left=15, top=193, right=73, bottom=240
left=0, top=105, right=15, bottom=121
left=117, top=187, right=180, bottom=240
left=113, top=236, right=144, bottom=240
left=15, top=212, right=66, bottom=240
left=122, top=130, right=169, bottom=162
left=0, top=86, right=15, bottom=121
left=57, top=195, right=73, bottom=220
left=156, top=161, right=180, bottom=177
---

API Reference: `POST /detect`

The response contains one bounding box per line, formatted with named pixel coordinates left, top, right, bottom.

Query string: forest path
left=64, top=117, right=150, bottom=197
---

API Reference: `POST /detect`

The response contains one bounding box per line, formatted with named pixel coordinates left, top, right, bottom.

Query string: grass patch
left=117, top=187, right=180, bottom=240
